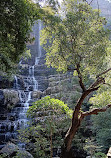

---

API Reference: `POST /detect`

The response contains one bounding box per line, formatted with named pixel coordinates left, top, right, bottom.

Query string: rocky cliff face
left=32, top=72, right=82, bottom=109
left=0, top=21, right=56, bottom=149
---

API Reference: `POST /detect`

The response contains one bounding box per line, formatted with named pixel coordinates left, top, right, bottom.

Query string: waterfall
left=28, top=66, right=38, bottom=91
left=35, top=20, right=42, bottom=65
left=0, top=21, right=42, bottom=149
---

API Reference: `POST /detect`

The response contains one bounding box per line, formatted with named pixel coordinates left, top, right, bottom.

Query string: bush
left=18, top=96, right=72, bottom=158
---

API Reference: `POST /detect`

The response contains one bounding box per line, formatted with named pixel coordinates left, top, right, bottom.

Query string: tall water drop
left=35, top=20, right=42, bottom=65
left=0, top=21, right=42, bottom=149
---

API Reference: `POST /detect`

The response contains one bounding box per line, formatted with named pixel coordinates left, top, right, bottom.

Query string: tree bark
left=60, top=117, right=81, bottom=158
left=60, top=66, right=111, bottom=158
left=60, top=92, right=90, bottom=158
left=60, top=87, right=110, bottom=158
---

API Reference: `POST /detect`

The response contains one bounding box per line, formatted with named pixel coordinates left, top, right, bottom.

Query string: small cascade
left=25, top=91, right=32, bottom=107
left=28, top=66, right=38, bottom=91
left=35, top=57, right=39, bottom=65
left=0, top=20, right=42, bottom=149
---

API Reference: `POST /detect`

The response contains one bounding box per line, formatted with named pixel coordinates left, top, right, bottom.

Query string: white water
left=25, top=91, right=32, bottom=107
left=0, top=21, right=42, bottom=149
left=28, top=66, right=38, bottom=91
left=35, top=20, right=42, bottom=65
left=15, top=20, right=42, bottom=123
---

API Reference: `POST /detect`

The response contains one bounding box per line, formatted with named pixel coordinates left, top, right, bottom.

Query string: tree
left=18, top=96, right=72, bottom=158
left=41, top=0, right=111, bottom=157
left=0, top=0, right=41, bottom=75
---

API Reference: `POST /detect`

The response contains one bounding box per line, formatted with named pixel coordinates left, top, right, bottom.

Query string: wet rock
left=0, top=142, right=34, bottom=158
left=0, top=90, right=4, bottom=105
left=0, top=76, right=13, bottom=89
left=28, top=85, right=34, bottom=91
left=44, top=87, right=52, bottom=95
left=3, top=89, right=19, bottom=109
left=9, top=115, right=16, bottom=121
left=0, top=142, right=19, bottom=156
left=0, top=114, right=7, bottom=120
left=32, top=90, right=43, bottom=99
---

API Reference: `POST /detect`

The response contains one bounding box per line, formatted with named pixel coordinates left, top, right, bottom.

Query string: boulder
left=3, top=89, right=19, bottom=108
left=44, top=87, right=52, bottom=95
left=0, top=142, right=19, bottom=157
left=32, top=90, right=43, bottom=99
left=16, top=150, right=34, bottom=158
left=0, top=142, right=34, bottom=158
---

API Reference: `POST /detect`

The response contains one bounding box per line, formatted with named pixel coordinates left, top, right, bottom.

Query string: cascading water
left=0, top=20, right=42, bottom=149
left=35, top=20, right=42, bottom=65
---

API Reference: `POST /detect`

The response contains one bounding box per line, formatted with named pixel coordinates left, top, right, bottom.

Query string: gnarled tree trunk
left=60, top=92, right=90, bottom=158
left=60, top=74, right=110, bottom=158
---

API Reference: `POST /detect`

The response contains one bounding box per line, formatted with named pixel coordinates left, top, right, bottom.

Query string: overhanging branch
left=96, top=68, right=111, bottom=78
left=89, top=77, right=105, bottom=89
left=81, top=104, right=111, bottom=119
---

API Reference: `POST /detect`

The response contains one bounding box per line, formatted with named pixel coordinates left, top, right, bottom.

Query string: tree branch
left=89, top=77, right=105, bottom=89
left=89, top=0, right=94, bottom=5
left=83, top=0, right=94, bottom=5
left=104, top=83, right=111, bottom=87
left=96, top=68, right=111, bottom=78
left=81, top=104, right=111, bottom=119
left=76, top=64, right=86, bottom=92
left=73, top=86, right=100, bottom=121
left=87, top=68, right=111, bottom=91
left=87, top=86, right=100, bottom=92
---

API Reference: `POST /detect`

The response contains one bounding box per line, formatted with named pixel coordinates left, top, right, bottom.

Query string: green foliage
left=89, top=89, right=111, bottom=107
left=12, top=151, right=30, bottom=158
left=58, top=75, right=82, bottom=108
left=89, top=72, right=111, bottom=108
left=92, top=109, right=111, bottom=152
left=41, top=0, right=110, bottom=79
left=0, top=0, right=41, bottom=74
left=89, top=72, right=111, bottom=153
left=0, top=155, right=5, bottom=158
left=28, top=96, right=73, bottom=118
left=0, top=153, right=9, bottom=158
left=94, top=152, right=106, bottom=158
left=18, top=96, right=72, bottom=157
